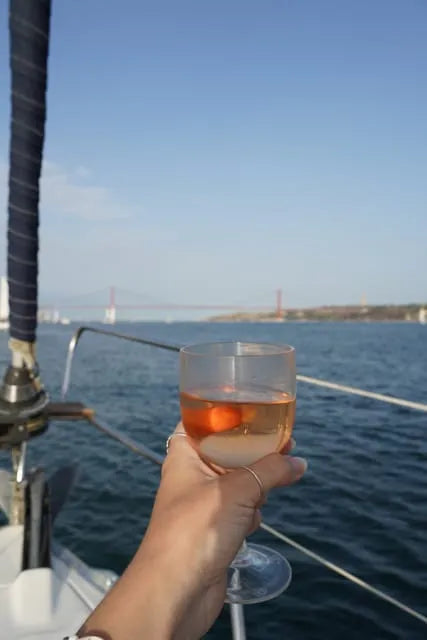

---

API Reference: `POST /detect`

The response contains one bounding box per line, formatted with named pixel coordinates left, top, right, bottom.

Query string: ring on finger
left=165, top=432, right=188, bottom=453
left=241, top=465, right=265, bottom=503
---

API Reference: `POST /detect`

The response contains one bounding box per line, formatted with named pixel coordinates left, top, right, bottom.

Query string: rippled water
left=1, top=322, right=426, bottom=640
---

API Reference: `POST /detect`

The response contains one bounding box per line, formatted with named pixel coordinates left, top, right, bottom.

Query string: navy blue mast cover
left=7, top=0, right=51, bottom=342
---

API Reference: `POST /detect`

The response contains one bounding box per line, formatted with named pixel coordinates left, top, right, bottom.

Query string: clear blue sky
left=0, top=0, right=426, bottom=315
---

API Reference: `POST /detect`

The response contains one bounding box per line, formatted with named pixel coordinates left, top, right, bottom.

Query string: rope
left=8, top=337, right=37, bottom=370
left=297, top=375, right=427, bottom=413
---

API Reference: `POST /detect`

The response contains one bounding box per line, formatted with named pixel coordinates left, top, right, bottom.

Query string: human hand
left=79, top=423, right=307, bottom=640
left=143, top=423, right=307, bottom=639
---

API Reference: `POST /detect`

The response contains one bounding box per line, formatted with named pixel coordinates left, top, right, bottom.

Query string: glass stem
left=231, top=539, right=252, bottom=568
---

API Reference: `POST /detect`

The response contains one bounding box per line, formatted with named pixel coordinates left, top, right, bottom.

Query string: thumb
left=224, top=453, right=307, bottom=506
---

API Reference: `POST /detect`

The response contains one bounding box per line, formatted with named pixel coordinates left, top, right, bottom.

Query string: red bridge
left=39, top=287, right=285, bottom=323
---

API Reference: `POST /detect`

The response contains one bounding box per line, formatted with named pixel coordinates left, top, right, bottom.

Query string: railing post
left=230, top=603, right=247, bottom=640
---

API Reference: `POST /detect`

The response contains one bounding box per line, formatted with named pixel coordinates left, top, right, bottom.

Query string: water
left=1, top=322, right=426, bottom=640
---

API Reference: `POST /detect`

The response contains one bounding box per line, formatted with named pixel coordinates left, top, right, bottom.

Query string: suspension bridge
left=38, top=287, right=285, bottom=324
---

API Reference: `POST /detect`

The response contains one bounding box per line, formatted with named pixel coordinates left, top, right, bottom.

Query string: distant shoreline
left=207, top=304, right=427, bottom=323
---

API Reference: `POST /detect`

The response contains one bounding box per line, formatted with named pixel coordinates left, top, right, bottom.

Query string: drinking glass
left=179, top=341, right=296, bottom=604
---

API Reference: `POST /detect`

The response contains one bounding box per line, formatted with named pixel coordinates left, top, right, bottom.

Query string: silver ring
left=166, top=432, right=188, bottom=453
left=241, top=466, right=264, bottom=502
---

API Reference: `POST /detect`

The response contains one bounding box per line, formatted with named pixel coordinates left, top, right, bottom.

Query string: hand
left=79, top=423, right=307, bottom=640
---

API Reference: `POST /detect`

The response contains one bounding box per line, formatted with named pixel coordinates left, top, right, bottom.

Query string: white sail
left=419, top=308, right=426, bottom=325
left=0, top=276, right=9, bottom=330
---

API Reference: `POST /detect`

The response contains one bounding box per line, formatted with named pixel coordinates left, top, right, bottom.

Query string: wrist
left=81, top=541, right=193, bottom=640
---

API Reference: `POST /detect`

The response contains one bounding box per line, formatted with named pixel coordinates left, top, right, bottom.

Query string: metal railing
left=62, top=326, right=427, bottom=414
left=61, top=326, right=427, bottom=639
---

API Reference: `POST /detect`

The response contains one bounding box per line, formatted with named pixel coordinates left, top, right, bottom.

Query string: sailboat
left=1, top=2, right=427, bottom=639
left=0, top=276, right=10, bottom=330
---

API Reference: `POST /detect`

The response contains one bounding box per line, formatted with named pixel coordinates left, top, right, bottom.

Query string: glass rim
left=180, top=341, right=295, bottom=357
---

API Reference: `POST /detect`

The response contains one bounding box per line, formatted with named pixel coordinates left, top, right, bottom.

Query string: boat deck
left=0, top=523, right=115, bottom=639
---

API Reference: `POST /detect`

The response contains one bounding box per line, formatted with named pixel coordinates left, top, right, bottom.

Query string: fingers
left=282, top=437, right=296, bottom=455
left=162, top=423, right=198, bottom=473
left=252, top=453, right=307, bottom=491
left=165, top=422, right=191, bottom=455
left=162, top=422, right=217, bottom=482
left=225, top=453, right=307, bottom=507
left=167, top=424, right=296, bottom=458
left=166, top=429, right=188, bottom=453
left=164, top=423, right=304, bottom=496
left=172, top=421, right=186, bottom=436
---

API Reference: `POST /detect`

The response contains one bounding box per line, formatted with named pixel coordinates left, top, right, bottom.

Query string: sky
left=0, top=0, right=426, bottom=318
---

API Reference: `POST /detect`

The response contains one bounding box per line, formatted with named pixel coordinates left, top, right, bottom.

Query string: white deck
left=0, top=472, right=117, bottom=639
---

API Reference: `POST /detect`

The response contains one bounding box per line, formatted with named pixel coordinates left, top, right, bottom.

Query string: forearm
left=78, top=542, right=191, bottom=640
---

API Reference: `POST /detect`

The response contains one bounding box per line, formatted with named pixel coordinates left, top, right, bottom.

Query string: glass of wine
left=179, top=341, right=296, bottom=604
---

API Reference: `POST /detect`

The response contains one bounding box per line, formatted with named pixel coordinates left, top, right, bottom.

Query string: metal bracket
left=62, top=325, right=180, bottom=398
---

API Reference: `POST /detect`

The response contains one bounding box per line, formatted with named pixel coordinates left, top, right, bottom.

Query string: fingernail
left=289, top=456, right=307, bottom=477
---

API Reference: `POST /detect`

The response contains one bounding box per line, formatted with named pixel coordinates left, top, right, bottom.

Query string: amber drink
left=181, top=388, right=295, bottom=469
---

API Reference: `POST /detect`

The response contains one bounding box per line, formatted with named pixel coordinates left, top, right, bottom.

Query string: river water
left=0, top=322, right=426, bottom=639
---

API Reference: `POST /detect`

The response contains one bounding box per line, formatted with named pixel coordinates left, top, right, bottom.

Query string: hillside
left=208, top=304, right=427, bottom=323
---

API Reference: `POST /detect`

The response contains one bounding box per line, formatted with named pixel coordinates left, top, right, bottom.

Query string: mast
left=0, top=0, right=51, bottom=522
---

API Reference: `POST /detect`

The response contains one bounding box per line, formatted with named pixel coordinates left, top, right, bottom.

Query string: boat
left=419, top=308, right=426, bottom=325
left=0, top=476, right=117, bottom=639
left=0, top=276, right=10, bottom=331
left=1, top=2, right=427, bottom=639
